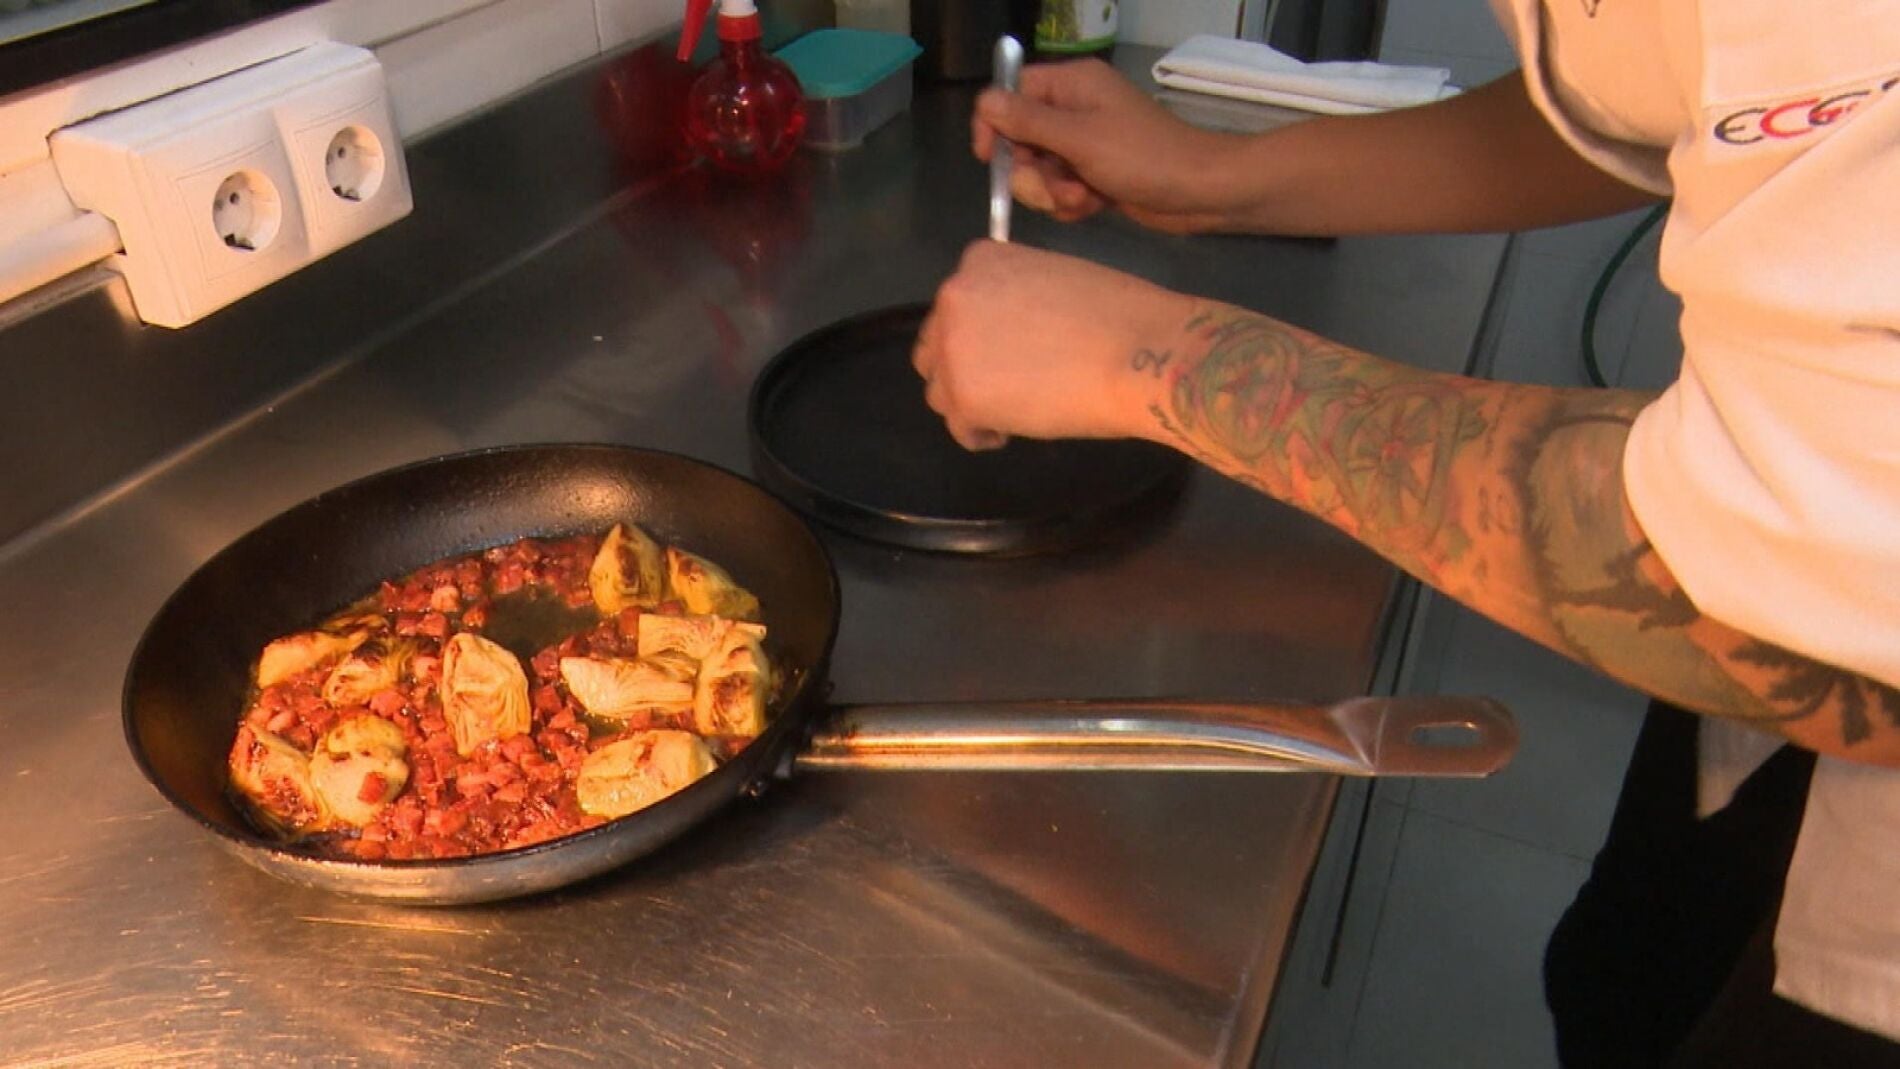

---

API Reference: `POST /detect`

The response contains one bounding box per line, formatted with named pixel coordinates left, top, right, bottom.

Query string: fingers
left=921, top=367, right=950, bottom=414
left=974, top=84, right=1080, bottom=163
left=970, top=107, right=995, bottom=164
left=931, top=381, right=1009, bottom=451
left=923, top=357, right=1010, bottom=451
left=974, top=63, right=1124, bottom=225
left=956, top=427, right=1010, bottom=451
left=999, top=145, right=1104, bottom=221
left=1018, top=58, right=1117, bottom=109
left=1033, top=153, right=1104, bottom=219
left=1007, top=152, right=1059, bottom=215
left=978, top=58, right=1118, bottom=160
left=913, top=299, right=942, bottom=372
left=913, top=283, right=1010, bottom=453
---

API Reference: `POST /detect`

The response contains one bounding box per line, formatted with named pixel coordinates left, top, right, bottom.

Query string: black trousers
left=1544, top=702, right=1900, bottom=1068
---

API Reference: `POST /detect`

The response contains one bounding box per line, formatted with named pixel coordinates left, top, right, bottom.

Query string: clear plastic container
left=774, top=29, right=923, bottom=152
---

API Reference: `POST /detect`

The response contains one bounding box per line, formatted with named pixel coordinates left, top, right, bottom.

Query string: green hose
left=1581, top=202, right=1669, bottom=388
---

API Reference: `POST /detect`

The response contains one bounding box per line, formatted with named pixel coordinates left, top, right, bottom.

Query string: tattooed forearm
left=1131, top=348, right=1173, bottom=377
left=1138, top=301, right=1900, bottom=765
left=1156, top=306, right=1491, bottom=573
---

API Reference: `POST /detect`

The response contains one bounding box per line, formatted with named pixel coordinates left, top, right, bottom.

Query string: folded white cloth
left=1153, top=35, right=1457, bottom=115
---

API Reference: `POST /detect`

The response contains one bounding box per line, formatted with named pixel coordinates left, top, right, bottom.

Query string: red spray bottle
left=678, top=0, right=806, bottom=175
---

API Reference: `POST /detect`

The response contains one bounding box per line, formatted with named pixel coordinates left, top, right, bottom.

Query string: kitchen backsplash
left=0, top=25, right=759, bottom=550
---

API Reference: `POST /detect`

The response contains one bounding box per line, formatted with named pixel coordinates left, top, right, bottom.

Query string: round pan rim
left=746, top=302, right=1192, bottom=556
left=120, top=442, right=841, bottom=879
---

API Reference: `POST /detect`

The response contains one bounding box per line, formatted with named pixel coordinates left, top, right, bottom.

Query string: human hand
left=972, top=59, right=1242, bottom=234
left=912, top=241, right=1195, bottom=451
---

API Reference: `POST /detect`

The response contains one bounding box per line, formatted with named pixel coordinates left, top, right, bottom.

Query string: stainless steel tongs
left=989, top=35, right=1025, bottom=243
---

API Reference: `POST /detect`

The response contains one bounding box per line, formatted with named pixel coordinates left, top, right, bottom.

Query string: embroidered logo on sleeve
left=1712, top=74, right=1899, bottom=145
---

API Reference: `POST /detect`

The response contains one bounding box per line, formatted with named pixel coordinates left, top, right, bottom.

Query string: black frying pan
left=124, top=445, right=840, bottom=904
left=124, top=444, right=1516, bottom=905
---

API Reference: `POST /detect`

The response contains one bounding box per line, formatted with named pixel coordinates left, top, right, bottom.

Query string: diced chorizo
left=368, top=689, right=406, bottom=718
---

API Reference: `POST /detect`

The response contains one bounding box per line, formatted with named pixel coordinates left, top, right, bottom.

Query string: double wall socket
left=50, top=43, right=411, bottom=328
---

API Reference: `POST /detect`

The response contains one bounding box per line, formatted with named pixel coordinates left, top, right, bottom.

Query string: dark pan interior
left=749, top=303, right=1191, bottom=555
left=123, top=444, right=840, bottom=880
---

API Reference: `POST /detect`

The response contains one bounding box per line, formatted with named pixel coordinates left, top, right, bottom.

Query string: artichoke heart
left=560, top=656, right=695, bottom=721
left=321, top=639, right=415, bottom=705
left=693, top=624, right=772, bottom=739
left=257, top=629, right=368, bottom=689
left=575, top=730, right=716, bottom=818
left=310, top=715, right=410, bottom=828
left=638, top=612, right=732, bottom=661
left=441, top=632, right=531, bottom=756
left=645, top=649, right=703, bottom=684
left=589, top=522, right=667, bottom=615
left=664, top=547, right=761, bottom=621
left=228, top=725, right=329, bottom=836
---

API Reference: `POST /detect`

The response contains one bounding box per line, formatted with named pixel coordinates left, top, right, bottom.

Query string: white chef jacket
left=1486, top=0, right=1900, bottom=1041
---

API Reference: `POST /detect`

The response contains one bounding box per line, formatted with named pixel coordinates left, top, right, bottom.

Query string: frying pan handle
left=795, top=695, right=1517, bottom=778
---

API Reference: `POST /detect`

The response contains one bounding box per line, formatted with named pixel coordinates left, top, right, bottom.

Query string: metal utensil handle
left=988, top=35, right=1025, bottom=243
left=795, top=695, right=1517, bottom=778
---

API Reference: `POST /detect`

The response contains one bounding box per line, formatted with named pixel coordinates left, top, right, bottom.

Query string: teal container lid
left=775, top=28, right=922, bottom=99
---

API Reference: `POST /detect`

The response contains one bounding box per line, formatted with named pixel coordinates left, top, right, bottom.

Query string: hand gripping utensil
left=988, top=35, right=1025, bottom=242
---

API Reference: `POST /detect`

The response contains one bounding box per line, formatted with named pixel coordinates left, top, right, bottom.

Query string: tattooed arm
left=1152, top=305, right=1900, bottom=765
left=973, top=64, right=1658, bottom=237
left=916, top=243, right=1900, bottom=767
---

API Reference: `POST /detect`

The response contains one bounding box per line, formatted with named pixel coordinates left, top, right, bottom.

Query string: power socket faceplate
left=49, top=43, right=412, bottom=328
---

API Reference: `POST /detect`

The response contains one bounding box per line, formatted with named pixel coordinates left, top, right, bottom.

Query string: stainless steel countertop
left=0, top=46, right=1506, bottom=1068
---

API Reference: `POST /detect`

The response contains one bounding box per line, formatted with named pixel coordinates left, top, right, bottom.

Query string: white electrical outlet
left=49, top=43, right=411, bottom=328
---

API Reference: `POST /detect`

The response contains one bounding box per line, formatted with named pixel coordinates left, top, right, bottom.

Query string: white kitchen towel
left=1152, top=35, right=1457, bottom=115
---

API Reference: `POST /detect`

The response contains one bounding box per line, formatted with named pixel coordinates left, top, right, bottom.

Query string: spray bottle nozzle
left=679, top=0, right=762, bottom=61
left=677, top=0, right=713, bottom=61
